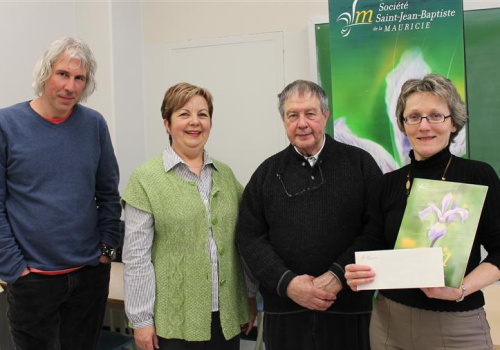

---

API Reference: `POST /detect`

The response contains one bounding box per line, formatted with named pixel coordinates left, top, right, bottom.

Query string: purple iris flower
left=419, top=193, right=469, bottom=247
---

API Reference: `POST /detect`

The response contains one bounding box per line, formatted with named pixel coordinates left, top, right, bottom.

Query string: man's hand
left=286, top=275, right=335, bottom=311
left=20, top=267, right=30, bottom=277
left=134, top=325, right=159, bottom=350
left=313, top=272, right=342, bottom=295
left=98, top=255, right=112, bottom=264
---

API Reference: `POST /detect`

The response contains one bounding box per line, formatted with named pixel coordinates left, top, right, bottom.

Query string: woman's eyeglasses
left=403, top=114, right=451, bottom=125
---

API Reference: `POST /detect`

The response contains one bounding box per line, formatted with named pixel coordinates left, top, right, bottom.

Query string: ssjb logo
left=337, top=0, right=373, bottom=37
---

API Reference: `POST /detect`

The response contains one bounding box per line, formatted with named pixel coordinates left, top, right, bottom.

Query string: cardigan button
left=219, top=247, right=225, bottom=256
left=220, top=279, right=226, bottom=286
left=212, top=217, right=218, bottom=225
left=302, top=162, right=306, bottom=167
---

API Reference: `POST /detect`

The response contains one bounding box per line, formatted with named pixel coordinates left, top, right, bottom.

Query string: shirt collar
left=162, top=145, right=217, bottom=173
left=293, top=134, right=326, bottom=166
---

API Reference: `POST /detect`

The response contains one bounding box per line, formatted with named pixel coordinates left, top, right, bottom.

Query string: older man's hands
left=286, top=273, right=342, bottom=311
left=313, top=272, right=342, bottom=294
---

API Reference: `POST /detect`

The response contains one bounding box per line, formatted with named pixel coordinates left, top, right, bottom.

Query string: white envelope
left=355, top=247, right=445, bottom=290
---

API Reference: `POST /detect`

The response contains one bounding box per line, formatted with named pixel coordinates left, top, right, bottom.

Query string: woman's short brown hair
left=161, top=82, right=213, bottom=123
left=395, top=74, right=467, bottom=142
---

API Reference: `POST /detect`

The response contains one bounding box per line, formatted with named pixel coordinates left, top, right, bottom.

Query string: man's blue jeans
left=7, top=263, right=111, bottom=350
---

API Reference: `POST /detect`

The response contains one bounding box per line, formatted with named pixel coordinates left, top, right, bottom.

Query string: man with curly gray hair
left=0, top=37, right=121, bottom=349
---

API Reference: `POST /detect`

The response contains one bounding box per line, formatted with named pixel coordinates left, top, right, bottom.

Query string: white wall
left=109, top=1, right=145, bottom=193
left=0, top=0, right=144, bottom=193
left=0, top=2, right=77, bottom=108
left=140, top=1, right=329, bottom=185
left=0, top=0, right=499, bottom=189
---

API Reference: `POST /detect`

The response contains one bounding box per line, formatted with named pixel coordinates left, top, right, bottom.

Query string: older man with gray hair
left=0, top=37, right=121, bottom=349
left=236, top=80, right=381, bottom=349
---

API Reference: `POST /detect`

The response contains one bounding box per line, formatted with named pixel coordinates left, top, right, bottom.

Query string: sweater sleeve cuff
left=3, top=261, right=29, bottom=284
left=277, top=270, right=297, bottom=298
left=330, top=263, right=348, bottom=288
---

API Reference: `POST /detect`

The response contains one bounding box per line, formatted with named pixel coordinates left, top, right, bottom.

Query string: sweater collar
left=409, top=146, right=452, bottom=173
left=287, top=134, right=333, bottom=162
left=293, top=134, right=326, bottom=166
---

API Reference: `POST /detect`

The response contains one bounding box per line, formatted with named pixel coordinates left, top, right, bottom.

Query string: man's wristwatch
left=455, top=284, right=466, bottom=302
left=101, top=245, right=116, bottom=261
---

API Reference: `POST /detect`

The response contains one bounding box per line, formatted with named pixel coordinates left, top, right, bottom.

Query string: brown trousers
left=370, top=293, right=493, bottom=350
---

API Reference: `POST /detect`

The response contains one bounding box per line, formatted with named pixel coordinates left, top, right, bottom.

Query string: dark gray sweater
left=236, top=135, right=382, bottom=314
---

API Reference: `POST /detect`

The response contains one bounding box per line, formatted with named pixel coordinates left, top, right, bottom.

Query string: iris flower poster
left=328, top=0, right=466, bottom=173
left=394, top=179, right=488, bottom=288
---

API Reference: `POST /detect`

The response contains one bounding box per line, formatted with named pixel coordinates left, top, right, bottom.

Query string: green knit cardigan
left=122, top=156, right=249, bottom=341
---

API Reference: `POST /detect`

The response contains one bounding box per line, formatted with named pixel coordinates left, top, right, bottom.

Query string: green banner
left=328, top=0, right=465, bottom=172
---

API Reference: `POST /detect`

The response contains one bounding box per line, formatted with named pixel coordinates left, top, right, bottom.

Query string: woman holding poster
left=333, top=74, right=500, bottom=349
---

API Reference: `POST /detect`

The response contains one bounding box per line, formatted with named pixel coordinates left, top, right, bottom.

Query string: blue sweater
left=0, top=101, right=121, bottom=283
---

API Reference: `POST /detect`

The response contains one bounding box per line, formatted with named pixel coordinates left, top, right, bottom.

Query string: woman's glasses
left=403, top=114, right=451, bottom=125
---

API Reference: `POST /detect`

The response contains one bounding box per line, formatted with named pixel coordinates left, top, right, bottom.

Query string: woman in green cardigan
left=122, top=83, right=256, bottom=350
